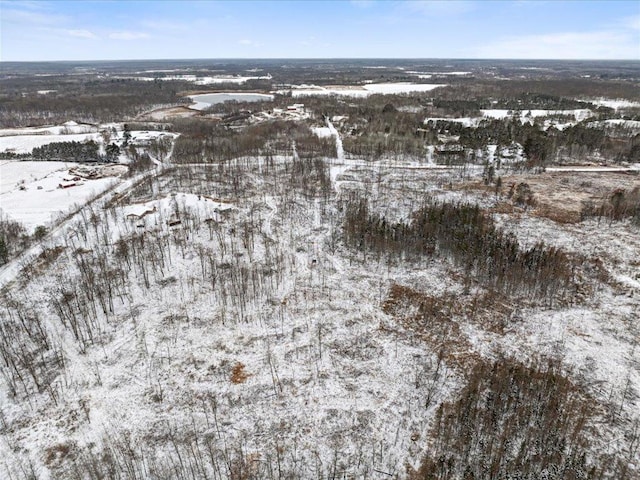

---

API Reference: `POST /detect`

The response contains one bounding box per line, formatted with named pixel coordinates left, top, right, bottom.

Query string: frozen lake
left=189, top=92, right=274, bottom=110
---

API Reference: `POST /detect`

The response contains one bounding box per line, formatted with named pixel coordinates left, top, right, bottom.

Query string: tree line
left=343, top=198, right=575, bottom=303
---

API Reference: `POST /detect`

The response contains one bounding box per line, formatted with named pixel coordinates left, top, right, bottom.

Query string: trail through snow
left=326, top=118, right=344, bottom=161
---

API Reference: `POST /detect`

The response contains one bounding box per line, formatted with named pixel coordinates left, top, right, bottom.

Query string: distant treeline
left=0, top=78, right=190, bottom=127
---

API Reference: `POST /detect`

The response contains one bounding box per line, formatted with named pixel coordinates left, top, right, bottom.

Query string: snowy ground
left=0, top=123, right=178, bottom=156
left=0, top=111, right=638, bottom=478
left=278, top=82, right=447, bottom=98
left=586, top=119, right=640, bottom=134
left=0, top=121, right=98, bottom=137
left=311, top=126, right=333, bottom=138
left=139, top=106, right=199, bottom=121
left=130, top=73, right=272, bottom=85
left=0, top=124, right=178, bottom=234
left=0, top=161, right=120, bottom=233
left=0, top=159, right=466, bottom=478
left=0, top=133, right=103, bottom=154
left=584, top=98, right=640, bottom=110
left=425, top=108, right=596, bottom=131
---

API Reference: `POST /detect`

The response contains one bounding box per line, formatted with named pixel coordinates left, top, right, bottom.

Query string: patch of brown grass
left=491, top=201, right=516, bottom=215
left=383, top=286, right=465, bottom=366
left=534, top=203, right=582, bottom=224
left=230, top=362, right=250, bottom=384
left=44, top=443, right=73, bottom=467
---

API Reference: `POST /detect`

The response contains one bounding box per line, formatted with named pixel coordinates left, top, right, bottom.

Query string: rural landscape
left=0, top=56, right=639, bottom=479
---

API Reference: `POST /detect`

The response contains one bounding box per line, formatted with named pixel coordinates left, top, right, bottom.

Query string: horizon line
left=2, top=57, right=639, bottom=64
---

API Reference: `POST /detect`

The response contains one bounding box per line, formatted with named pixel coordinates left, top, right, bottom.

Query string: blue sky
left=1, top=0, right=639, bottom=61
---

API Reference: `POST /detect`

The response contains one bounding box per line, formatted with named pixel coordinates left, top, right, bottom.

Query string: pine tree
left=0, top=236, right=8, bottom=265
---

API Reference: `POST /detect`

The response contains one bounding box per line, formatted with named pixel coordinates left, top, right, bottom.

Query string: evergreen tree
left=0, top=236, right=8, bottom=265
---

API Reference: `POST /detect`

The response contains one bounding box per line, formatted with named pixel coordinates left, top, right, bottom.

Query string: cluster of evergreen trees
left=0, top=215, right=31, bottom=266
left=344, top=199, right=574, bottom=302
left=32, top=140, right=101, bottom=162
left=410, top=358, right=621, bottom=479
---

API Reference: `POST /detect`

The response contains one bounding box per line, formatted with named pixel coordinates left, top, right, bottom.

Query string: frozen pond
left=189, top=92, right=274, bottom=110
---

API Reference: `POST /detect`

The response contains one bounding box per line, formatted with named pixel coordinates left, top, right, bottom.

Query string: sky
left=1, top=0, right=639, bottom=61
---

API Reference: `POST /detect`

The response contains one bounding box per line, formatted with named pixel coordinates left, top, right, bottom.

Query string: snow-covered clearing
left=424, top=117, right=477, bottom=127
left=585, top=98, right=640, bottom=110
left=123, top=193, right=233, bottom=222
left=122, top=130, right=179, bottom=143
left=311, top=126, right=333, bottom=138
left=0, top=161, right=121, bottom=233
left=490, top=212, right=640, bottom=403
left=481, top=108, right=593, bottom=121
left=131, top=74, right=272, bottom=85
left=140, top=106, right=199, bottom=121
left=409, top=71, right=471, bottom=76
left=0, top=133, right=102, bottom=154
left=363, top=83, right=447, bottom=94
left=279, top=82, right=446, bottom=98
left=0, top=121, right=98, bottom=137
left=424, top=109, right=595, bottom=131
left=546, top=165, right=639, bottom=172
left=586, top=119, right=640, bottom=134
left=1, top=160, right=74, bottom=194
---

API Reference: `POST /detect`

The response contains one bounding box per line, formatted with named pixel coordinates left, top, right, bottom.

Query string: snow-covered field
left=0, top=121, right=98, bottom=137
left=585, top=98, right=640, bottom=110
left=0, top=133, right=102, bottom=154
left=0, top=124, right=166, bottom=234
left=0, top=161, right=120, bottom=233
left=0, top=122, right=178, bottom=156
left=126, top=74, right=272, bottom=85
left=481, top=108, right=593, bottom=121
left=425, top=108, right=596, bottom=131
left=279, top=82, right=447, bottom=98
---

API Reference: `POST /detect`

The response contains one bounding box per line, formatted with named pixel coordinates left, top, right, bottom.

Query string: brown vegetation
left=407, top=357, right=625, bottom=480
left=230, top=362, right=250, bottom=384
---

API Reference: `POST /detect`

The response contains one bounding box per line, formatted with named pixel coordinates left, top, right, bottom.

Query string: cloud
left=11, top=1, right=50, bottom=11
left=65, top=29, right=98, bottom=39
left=1, top=6, right=69, bottom=25
left=404, top=0, right=475, bottom=16
left=476, top=30, right=638, bottom=59
left=109, top=31, right=150, bottom=40
left=622, top=14, right=640, bottom=30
